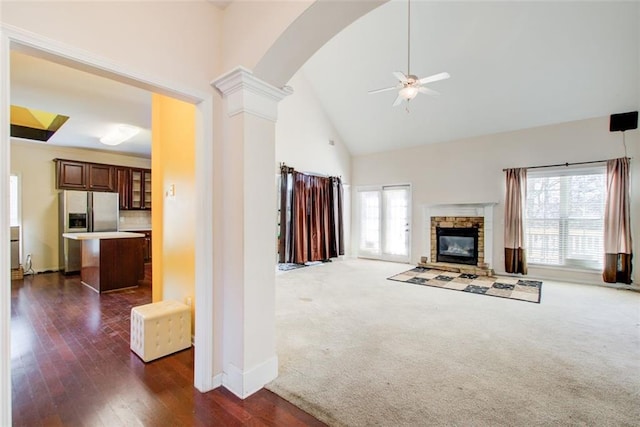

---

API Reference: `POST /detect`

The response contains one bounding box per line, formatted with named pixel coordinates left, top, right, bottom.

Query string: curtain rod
left=502, top=157, right=631, bottom=172
left=280, top=162, right=342, bottom=179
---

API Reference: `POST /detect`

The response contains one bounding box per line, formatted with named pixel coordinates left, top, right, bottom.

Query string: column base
left=223, top=356, right=278, bottom=399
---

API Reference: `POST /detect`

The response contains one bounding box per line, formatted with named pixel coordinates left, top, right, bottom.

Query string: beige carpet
left=267, top=258, right=640, bottom=427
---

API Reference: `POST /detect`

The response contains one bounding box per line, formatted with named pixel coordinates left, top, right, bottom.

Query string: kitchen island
left=63, top=232, right=145, bottom=293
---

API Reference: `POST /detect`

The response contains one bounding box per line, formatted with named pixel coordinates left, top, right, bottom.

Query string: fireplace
left=436, top=227, right=479, bottom=265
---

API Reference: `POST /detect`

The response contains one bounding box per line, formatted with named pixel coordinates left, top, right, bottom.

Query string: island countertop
left=63, top=232, right=145, bottom=240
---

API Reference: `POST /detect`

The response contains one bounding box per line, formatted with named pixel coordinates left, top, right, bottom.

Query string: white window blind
left=525, top=166, right=605, bottom=270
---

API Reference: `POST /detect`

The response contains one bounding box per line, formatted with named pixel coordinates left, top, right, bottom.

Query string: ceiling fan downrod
left=407, top=0, right=411, bottom=76
left=366, top=0, right=450, bottom=106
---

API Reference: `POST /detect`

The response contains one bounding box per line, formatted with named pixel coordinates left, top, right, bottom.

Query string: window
left=10, top=175, right=19, bottom=227
left=525, top=166, right=605, bottom=270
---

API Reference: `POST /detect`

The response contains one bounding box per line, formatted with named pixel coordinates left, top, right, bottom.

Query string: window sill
left=527, top=263, right=601, bottom=274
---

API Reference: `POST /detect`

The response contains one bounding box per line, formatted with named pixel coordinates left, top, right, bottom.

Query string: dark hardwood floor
left=10, top=269, right=325, bottom=426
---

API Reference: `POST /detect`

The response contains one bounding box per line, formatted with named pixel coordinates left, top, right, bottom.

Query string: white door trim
left=0, top=24, right=216, bottom=425
left=0, top=27, right=11, bottom=427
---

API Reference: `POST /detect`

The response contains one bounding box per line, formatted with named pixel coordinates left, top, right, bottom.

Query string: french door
left=358, top=185, right=411, bottom=262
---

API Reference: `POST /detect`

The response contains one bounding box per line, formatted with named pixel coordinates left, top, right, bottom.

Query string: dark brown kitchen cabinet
left=87, top=163, right=114, bottom=192
left=54, top=159, right=150, bottom=210
left=115, top=167, right=130, bottom=209
left=55, top=159, right=114, bottom=192
left=127, top=229, right=152, bottom=262
left=55, top=159, right=87, bottom=190
left=143, top=231, right=152, bottom=262
left=130, top=168, right=151, bottom=210
left=144, top=171, right=152, bottom=210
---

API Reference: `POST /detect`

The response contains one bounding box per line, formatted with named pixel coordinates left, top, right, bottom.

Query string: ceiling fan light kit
left=399, top=85, right=418, bottom=100
left=368, top=0, right=450, bottom=107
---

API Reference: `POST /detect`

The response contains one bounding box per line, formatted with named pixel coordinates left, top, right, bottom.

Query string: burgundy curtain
left=603, top=158, right=633, bottom=284
left=278, top=165, right=344, bottom=264
left=504, top=168, right=528, bottom=274
left=278, top=166, right=295, bottom=263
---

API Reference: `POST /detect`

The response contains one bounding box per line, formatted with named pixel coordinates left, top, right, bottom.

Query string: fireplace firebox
left=436, top=227, right=479, bottom=265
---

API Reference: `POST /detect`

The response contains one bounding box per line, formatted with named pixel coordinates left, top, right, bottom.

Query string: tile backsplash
left=119, top=210, right=151, bottom=230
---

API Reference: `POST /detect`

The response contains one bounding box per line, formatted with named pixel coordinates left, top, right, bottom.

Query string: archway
left=208, top=0, right=390, bottom=399
left=0, top=1, right=391, bottom=422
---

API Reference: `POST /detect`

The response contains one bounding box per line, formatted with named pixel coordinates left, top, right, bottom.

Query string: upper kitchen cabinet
left=55, top=159, right=87, bottom=190
left=55, top=159, right=114, bottom=192
left=55, top=159, right=150, bottom=210
left=144, top=171, right=151, bottom=210
left=87, top=163, right=115, bottom=192
left=130, top=168, right=151, bottom=210
left=115, top=167, right=130, bottom=210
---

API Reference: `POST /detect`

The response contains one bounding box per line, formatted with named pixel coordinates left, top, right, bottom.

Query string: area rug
left=388, top=267, right=542, bottom=303
left=277, top=263, right=308, bottom=272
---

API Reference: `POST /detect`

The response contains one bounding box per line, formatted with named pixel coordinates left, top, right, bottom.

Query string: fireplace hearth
left=436, top=227, right=479, bottom=265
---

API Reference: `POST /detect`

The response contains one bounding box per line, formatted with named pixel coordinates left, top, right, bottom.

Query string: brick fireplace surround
left=421, top=203, right=496, bottom=276
left=431, top=216, right=485, bottom=267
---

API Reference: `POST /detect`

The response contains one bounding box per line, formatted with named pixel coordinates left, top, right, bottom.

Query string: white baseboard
left=212, top=373, right=223, bottom=388
left=222, top=356, right=278, bottom=399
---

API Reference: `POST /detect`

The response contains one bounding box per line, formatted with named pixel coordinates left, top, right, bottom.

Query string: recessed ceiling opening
left=10, top=105, right=69, bottom=142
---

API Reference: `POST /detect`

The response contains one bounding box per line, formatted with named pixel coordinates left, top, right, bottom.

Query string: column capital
left=212, top=66, right=293, bottom=122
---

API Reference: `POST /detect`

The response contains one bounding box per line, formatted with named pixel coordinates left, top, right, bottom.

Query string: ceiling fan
left=368, top=0, right=450, bottom=107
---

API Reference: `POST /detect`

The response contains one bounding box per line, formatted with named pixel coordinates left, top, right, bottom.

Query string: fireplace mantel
left=423, top=202, right=497, bottom=269
left=425, top=202, right=497, bottom=216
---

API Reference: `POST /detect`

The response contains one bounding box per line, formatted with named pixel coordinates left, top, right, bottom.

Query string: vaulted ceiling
left=300, top=0, right=639, bottom=155
left=9, top=1, right=639, bottom=158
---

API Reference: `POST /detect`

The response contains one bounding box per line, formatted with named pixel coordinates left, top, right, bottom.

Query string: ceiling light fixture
left=399, top=86, right=418, bottom=101
left=99, top=124, right=140, bottom=146
left=368, top=0, right=450, bottom=108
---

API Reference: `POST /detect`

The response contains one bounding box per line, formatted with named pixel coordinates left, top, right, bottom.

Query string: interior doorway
left=1, top=31, right=214, bottom=412
left=357, top=184, right=411, bottom=263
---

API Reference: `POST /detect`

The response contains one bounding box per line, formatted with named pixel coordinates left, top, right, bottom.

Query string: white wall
left=2, top=1, right=222, bottom=95
left=276, top=71, right=351, bottom=178
left=276, top=70, right=352, bottom=255
left=222, top=1, right=313, bottom=73
left=352, top=116, right=640, bottom=285
left=10, top=141, right=150, bottom=272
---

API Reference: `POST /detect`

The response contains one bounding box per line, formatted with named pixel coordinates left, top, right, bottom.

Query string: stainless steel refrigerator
left=59, top=190, right=119, bottom=274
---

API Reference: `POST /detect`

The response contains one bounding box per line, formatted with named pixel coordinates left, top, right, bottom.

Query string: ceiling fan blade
left=392, top=94, right=404, bottom=107
left=393, top=71, right=408, bottom=83
left=417, top=86, right=441, bottom=96
left=368, top=86, right=399, bottom=94
left=419, top=72, right=450, bottom=85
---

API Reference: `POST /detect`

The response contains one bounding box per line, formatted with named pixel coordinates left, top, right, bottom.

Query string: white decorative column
left=0, top=28, right=12, bottom=427
left=212, top=67, right=291, bottom=398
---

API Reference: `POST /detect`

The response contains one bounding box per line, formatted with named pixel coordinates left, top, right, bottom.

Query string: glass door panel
left=383, top=187, right=410, bottom=260
left=130, top=170, right=142, bottom=209
left=358, top=185, right=411, bottom=263
left=358, top=190, right=381, bottom=257
left=143, top=171, right=152, bottom=209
